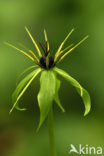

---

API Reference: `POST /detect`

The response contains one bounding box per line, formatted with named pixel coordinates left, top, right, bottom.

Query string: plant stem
left=47, top=106, right=57, bottom=156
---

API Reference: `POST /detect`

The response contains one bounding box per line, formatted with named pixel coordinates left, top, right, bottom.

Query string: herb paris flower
left=5, top=27, right=91, bottom=130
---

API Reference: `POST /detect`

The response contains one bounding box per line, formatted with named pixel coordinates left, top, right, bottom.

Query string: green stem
left=47, top=106, right=57, bottom=156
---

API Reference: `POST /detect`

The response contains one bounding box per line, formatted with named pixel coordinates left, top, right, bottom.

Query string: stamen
left=4, top=42, right=35, bottom=62
left=17, top=42, right=39, bottom=63
left=25, top=26, right=42, bottom=57
left=60, top=44, right=73, bottom=54
left=44, top=29, right=49, bottom=52
left=55, top=28, right=74, bottom=61
left=57, top=35, right=89, bottom=63
left=39, top=42, right=46, bottom=54
left=17, top=42, right=28, bottom=51
left=54, top=44, right=73, bottom=63
left=28, top=50, right=39, bottom=63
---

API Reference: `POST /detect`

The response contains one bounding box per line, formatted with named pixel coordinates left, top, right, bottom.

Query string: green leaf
left=54, top=76, right=65, bottom=112
left=54, top=67, right=91, bottom=116
left=10, top=68, right=41, bottom=114
left=37, top=70, right=56, bottom=130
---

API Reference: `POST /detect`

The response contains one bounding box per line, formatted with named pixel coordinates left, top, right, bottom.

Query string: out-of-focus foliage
left=0, top=0, right=104, bottom=156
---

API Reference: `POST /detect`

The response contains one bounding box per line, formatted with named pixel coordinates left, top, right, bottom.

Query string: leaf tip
left=44, top=29, right=48, bottom=42
left=72, top=28, right=75, bottom=32
left=17, top=108, right=27, bottom=111
left=44, top=28, right=46, bottom=33
left=9, top=109, right=13, bottom=115
left=25, top=26, right=27, bottom=30
left=59, top=104, right=65, bottom=113
left=84, top=108, right=90, bottom=116
left=85, top=35, right=89, bottom=40
left=4, top=41, right=9, bottom=46
left=84, top=112, right=88, bottom=116
left=63, top=109, right=65, bottom=113
left=4, top=41, right=7, bottom=45
left=25, top=26, right=29, bottom=33
left=36, top=123, right=41, bottom=133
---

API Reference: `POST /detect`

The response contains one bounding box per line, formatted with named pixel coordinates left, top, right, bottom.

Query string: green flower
left=5, top=27, right=91, bottom=130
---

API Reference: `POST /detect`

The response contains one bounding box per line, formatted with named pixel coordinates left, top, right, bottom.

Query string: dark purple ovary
left=40, top=55, right=55, bottom=69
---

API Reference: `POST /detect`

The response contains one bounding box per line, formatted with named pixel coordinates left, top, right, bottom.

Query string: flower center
left=40, top=55, right=55, bottom=69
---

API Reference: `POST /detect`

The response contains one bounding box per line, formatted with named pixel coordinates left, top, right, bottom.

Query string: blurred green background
left=0, top=0, right=104, bottom=156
